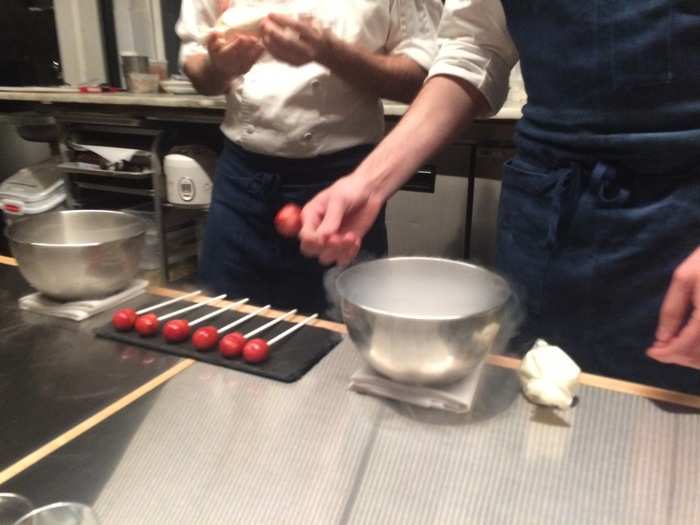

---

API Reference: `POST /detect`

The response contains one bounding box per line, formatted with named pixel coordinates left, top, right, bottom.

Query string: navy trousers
left=497, top=159, right=700, bottom=394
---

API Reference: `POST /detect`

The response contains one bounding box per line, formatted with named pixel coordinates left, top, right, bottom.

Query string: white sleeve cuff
left=385, top=0, right=442, bottom=71
left=390, top=39, right=438, bottom=70
left=428, top=43, right=514, bottom=116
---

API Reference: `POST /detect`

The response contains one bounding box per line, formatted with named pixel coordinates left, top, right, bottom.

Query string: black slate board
left=96, top=304, right=342, bottom=383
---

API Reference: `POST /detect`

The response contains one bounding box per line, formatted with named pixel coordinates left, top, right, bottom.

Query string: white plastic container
left=0, top=157, right=66, bottom=223
left=164, top=146, right=217, bottom=208
left=129, top=72, right=160, bottom=94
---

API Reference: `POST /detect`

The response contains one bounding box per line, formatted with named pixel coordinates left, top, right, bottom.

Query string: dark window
left=161, top=0, right=184, bottom=75
left=0, top=0, right=62, bottom=86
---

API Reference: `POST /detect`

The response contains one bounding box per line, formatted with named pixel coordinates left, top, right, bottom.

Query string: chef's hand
left=647, top=247, right=700, bottom=369
left=206, top=31, right=265, bottom=79
left=299, top=175, right=384, bottom=267
left=260, top=13, right=332, bottom=66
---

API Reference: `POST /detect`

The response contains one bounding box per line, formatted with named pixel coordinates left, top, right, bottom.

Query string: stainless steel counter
left=0, top=264, right=180, bottom=469
left=5, top=333, right=699, bottom=524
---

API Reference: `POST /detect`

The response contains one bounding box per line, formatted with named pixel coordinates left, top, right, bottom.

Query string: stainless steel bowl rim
left=6, top=210, right=146, bottom=248
left=335, top=256, right=512, bottom=322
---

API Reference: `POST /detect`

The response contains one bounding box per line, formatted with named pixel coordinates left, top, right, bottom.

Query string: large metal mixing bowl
left=336, top=257, right=513, bottom=386
left=6, top=210, right=146, bottom=300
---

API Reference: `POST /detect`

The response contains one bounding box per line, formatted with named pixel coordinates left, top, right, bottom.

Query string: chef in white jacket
left=176, top=0, right=442, bottom=313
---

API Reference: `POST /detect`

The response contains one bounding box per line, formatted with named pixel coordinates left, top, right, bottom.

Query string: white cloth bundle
left=518, top=339, right=581, bottom=410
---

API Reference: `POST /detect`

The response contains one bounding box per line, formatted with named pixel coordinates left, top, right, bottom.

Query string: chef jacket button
left=246, top=126, right=254, bottom=134
left=311, top=79, right=320, bottom=88
left=303, top=132, right=313, bottom=141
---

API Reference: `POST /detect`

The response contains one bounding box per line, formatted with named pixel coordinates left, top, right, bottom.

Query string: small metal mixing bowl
left=336, top=257, right=513, bottom=386
left=6, top=210, right=146, bottom=300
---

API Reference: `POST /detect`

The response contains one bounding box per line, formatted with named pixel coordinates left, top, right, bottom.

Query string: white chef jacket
left=429, top=0, right=518, bottom=115
left=177, top=0, right=442, bottom=158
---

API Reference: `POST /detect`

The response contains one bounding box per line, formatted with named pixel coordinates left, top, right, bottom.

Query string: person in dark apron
left=299, top=1, right=700, bottom=393
left=494, top=1, right=700, bottom=393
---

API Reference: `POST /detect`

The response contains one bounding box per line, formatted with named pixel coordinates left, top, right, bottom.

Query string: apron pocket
left=496, top=159, right=576, bottom=315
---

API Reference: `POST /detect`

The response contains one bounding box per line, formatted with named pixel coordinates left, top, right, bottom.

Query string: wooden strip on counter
left=0, top=359, right=194, bottom=485
left=486, top=354, right=520, bottom=369
left=488, top=354, right=700, bottom=410
left=577, top=372, right=700, bottom=409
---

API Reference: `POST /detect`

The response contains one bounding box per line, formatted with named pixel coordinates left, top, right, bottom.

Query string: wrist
left=350, top=162, right=395, bottom=204
left=316, top=31, right=341, bottom=69
left=352, top=138, right=427, bottom=202
left=209, top=55, right=240, bottom=94
left=205, top=54, right=230, bottom=80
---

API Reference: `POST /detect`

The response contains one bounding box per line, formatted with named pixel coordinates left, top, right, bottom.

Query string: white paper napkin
left=18, top=280, right=149, bottom=321
left=349, top=362, right=485, bottom=414
left=79, top=145, right=147, bottom=166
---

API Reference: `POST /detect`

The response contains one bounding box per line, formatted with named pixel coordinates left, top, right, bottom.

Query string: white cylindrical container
left=164, top=146, right=217, bottom=208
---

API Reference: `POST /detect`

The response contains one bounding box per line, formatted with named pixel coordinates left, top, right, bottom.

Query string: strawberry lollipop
left=162, top=298, right=249, bottom=343
left=112, top=290, right=203, bottom=331
left=274, top=203, right=302, bottom=238
left=134, top=294, right=227, bottom=337
left=192, top=304, right=271, bottom=352
left=243, top=313, right=318, bottom=363
left=219, top=309, right=297, bottom=358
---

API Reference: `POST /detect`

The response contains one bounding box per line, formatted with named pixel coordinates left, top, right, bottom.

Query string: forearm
left=319, top=37, right=426, bottom=103
left=356, top=75, right=490, bottom=201
left=183, top=53, right=232, bottom=96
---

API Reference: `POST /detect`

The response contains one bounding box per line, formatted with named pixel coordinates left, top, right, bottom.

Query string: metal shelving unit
left=55, top=115, right=199, bottom=284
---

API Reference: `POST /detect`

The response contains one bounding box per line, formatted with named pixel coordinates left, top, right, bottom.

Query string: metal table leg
left=464, top=144, right=477, bottom=260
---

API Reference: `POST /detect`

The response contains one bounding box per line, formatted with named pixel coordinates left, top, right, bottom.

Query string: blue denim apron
left=199, top=140, right=387, bottom=314
left=497, top=1, right=700, bottom=393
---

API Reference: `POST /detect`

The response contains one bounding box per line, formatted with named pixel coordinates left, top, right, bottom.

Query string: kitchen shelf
left=56, top=117, right=182, bottom=284
left=58, top=162, right=153, bottom=179
left=72, top=181, right=155, bottom=197
left=161, top=202, right=209, bottom=211
left=167, top=244, right=199, bottom=264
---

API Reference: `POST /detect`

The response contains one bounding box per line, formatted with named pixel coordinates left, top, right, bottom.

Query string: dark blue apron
left=199, top=140, right=387, bottom=315
left=497, top=1, right=700, bottom=393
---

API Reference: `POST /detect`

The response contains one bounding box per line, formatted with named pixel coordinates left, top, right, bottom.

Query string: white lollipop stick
left=158, top=294, right=227, bottom=321
left=189, top=298, right=250, bottom=326
left=217, top=304, right=271, bottom=334
left=243, top=309, right=297, bottom=339
left=136, top=290, right=202, bottom=315
left=267, top=313, right=318, bottom=346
